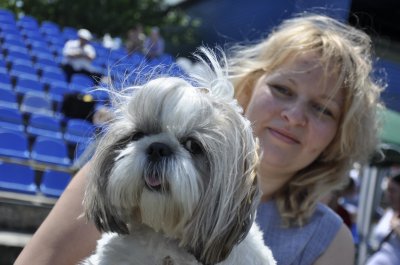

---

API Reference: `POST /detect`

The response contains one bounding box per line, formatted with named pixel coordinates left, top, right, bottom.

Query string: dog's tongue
left=146, top=175, right=161, bottom=187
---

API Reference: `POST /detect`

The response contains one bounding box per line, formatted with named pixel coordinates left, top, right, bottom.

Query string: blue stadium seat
left=6, top=49, right=31, bottom=61
left=2, top=42, right=30, bottom=54
left=17, top=15, right=39, bottom=31
left=10, top=58, right=35, bottom=69
left=69, top=74, right=95, bottom=93
left=41, top=68, right=67, bottom=85
left=0, top=65, right=7, bottom=75
left=25, top=39, right=48, bottom=50
left=9, top=62, right=38, bottom=81
left=21, top=28, right=44, bottom=42
left=10, top=58, right=37, bottom=70
left=62, top=26, right=78, bottom=40
left=40, top=169, right=71, bottom=197
left=64, top=118, right=95, bottom=144
left=0, top=161, right=37, bottom=194
left=0, top=9, right=15, bottom=23
left=35, top=57, right=59, bottom=70
left=94, top=45, right=110, bottom=58
left=27, top=113, right=62, bottom=139
left=0, top=31, right=19, bottom=43
left=31, top=48, right=54, bottom=60
left=14, top=78, right=45, bottom=95
left=0, top=59, right=7, bottom=68
left=45, top=35, right=66, bottom=47
left=35, top=56, right=58, bottom=66
left=92, top=56, right=107, bottom=70
left=5, top=54, right=30, bottom=70
left=0, top=130, right=30, bottom=160
left=20, top=92, right=54, bottom=116
left=89, top=88, right=109, bottom=101
left=0, top=107, right=24, bottom=132
left=41, top=21, right=60, bottom=32
left=48, top=43, right=63, bottom=57
left=71, top=73, right=95, bottom=87
left=47, top=84, right=70, bottom=105
left=0, top=72, right=13, bottom=91
left=41, top=22, right=61, bottom=39
left=109, top=48, right=128, bottom=62
left=0, top=89, right=18, bottom=109
left=30, top=136, right=71, bottom=166
left=126, top=52, right=146, bottom=66
left=2, top=35, right=26, bottom=47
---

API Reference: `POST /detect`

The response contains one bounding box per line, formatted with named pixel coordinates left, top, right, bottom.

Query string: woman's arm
left=314, top=223, right=355, bottom=265
left=14, top=163, right=101, bottom=265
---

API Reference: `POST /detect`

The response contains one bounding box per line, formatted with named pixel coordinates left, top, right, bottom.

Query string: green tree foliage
left=0, top=0, right=201, bottom=56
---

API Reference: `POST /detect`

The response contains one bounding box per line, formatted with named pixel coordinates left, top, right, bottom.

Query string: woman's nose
left=281, top=102, right=307, bottom=126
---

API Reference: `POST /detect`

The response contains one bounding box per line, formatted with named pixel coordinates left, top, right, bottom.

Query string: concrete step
left=0, top=231, right=32, bottom=247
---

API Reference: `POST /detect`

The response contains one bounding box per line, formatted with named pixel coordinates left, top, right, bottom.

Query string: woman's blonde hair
left=228, top=13, right=385, bottom=226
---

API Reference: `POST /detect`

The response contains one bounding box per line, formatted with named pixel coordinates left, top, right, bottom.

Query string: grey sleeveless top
left=256, top=200, right=342, bottom=265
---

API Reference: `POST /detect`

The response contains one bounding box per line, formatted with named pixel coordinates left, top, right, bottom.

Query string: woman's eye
left=183, top=138, right=203, bottom=155
left=312, top=103, right=333, bottom=118
left=131, top=131, right=145, bottom=141
left=271, top=84, right=292, bottom=97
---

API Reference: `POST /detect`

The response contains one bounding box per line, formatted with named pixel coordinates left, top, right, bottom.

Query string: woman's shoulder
left=314, top=202, right=343, bottom=227
left=257, top=200, right=342, bottom=231
left=256, top=201, right=343, bottom=265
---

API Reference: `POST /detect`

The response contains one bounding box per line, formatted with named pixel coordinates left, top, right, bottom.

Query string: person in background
left=15, top=13, right=384, bottom=265
left=321, top=177, right=356, bottom=229
left=125, top=24, right=146, bottom=55
left=61, top=28, right=102, bottom=84
left=143, top=26, right=164, bottom=60
left=366, top=172, right=400, bottom=265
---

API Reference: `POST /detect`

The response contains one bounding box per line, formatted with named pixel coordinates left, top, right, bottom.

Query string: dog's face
left=84, top=76, right=260, bottom=264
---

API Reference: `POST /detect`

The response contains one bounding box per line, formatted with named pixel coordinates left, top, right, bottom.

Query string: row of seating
left=0, top=7, right=180, bottom=80
left=0, top=9, right=145, bottom=76
left=0, top=104, right=94, bottom=197
left=0, top=160, right=71, bottom=197
left=0, top=107, right=95, bottom=141
left=0, top=128, right=91, bottom=167
left=0, top=74, right=102, bottom=115
left=0, top=9, right=78, bottom=58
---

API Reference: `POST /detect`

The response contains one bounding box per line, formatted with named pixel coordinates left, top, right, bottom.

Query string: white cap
left=78, top=28, right=93, bottom=41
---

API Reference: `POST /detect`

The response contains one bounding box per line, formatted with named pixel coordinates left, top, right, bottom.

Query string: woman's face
left=246, top=53, right=344, bottom=179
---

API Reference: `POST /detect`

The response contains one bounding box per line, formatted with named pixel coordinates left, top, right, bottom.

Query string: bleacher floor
left=0, top=191, right=54, bottom=264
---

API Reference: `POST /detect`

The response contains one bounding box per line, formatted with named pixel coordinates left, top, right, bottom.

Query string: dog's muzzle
left=147, top=142, right=172, bottom=161
left=144, top=142, right=172, bottom=192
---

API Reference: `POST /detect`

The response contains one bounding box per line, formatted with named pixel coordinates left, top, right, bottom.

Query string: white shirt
left=62, top=39, right=96, bottom=71
left=370, top=209, right=395, bottom=249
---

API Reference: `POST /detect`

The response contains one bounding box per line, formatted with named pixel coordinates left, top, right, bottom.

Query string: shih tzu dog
left=80, top=48, right=276, bottom=265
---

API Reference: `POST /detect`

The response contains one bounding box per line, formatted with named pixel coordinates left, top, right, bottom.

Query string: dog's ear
left=187, top=109, right=261, bottom=264
left=183, top=133, right=260, bottom=265
left=196, top=175, right=259, bottom=265
left=84, top=138, right=130, bottom=234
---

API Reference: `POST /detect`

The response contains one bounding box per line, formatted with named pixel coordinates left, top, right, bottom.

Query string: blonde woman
left=229, top=14, right=383, bottom=264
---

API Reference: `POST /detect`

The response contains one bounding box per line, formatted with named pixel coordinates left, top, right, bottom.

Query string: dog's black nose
left=147, top=142, right=172, bottom=161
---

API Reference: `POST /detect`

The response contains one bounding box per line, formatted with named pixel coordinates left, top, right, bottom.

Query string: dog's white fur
left=80, top=48, right=276, bottom=265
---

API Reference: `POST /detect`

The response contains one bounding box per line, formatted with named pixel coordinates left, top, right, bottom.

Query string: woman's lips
left=268, top=128, right=301, bottom=144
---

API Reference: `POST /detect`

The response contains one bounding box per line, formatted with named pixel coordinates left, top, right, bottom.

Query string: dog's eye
left=131, top=132, right=145, bottom=141
left=183, top=138, right=203, bottom=155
